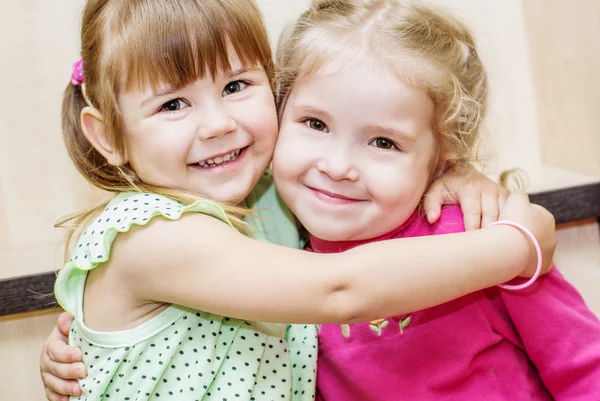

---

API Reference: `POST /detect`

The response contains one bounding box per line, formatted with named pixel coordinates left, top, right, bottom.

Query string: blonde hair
left=276, top=0, right=488, bottom=171
left=60, top=0, right=273, bottom=246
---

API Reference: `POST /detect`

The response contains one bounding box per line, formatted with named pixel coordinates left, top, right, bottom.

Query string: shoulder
left=68, top=192, right=238, bottom=287
left=425, top=205, right=466, bottom=235
left=69, top=192, right=232, bottom=264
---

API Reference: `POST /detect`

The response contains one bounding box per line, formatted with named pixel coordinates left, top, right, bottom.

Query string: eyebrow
left=363, top=123, right=416, bottom=142
left=139, top=67, right=264, bottom=107
left=139, top=87, right=179, bottom=108
left=227, top=66, right=263, bottom=78
left=293, top=105, right=416, bottom=142
left=292, top=105, right=333, bottom=120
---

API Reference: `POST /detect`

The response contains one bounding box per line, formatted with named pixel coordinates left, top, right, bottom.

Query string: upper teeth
left=198, top=149, right=241, bottom=168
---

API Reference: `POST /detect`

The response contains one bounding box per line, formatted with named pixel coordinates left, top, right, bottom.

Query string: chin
left=304, top=222, right=359, bottom=242
left=205, top=188, right=248, bottom=205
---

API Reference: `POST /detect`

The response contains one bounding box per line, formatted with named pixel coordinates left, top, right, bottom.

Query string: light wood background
left=1, top=0, right=599, bottom=399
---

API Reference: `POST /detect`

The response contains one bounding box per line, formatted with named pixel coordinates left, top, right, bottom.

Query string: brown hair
left=276, top=0, right=488, bottom=171
left=59, top=0, right=273, bottom=246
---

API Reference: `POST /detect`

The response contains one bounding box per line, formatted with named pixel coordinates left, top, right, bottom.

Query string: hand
left=497, top=191, right=556, bottom=277
left=40, top=312, right=85, bottom=401
left=424, top=166, right=508, bottom=231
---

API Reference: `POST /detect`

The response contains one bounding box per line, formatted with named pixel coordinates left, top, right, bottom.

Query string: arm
left=41, top=191, right=556, bottom=399
left=424, top=165, right=508, bottom=230
left=121, top=191, right=554, bottom=324
left=498, top=269, right=600, bottom=399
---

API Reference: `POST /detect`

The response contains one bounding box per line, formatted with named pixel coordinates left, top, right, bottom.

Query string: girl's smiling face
left=117, top=50, right=278, bottom=205
left=273, top=54, right=441, bottom=241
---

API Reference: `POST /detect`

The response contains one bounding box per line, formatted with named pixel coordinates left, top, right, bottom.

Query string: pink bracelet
left=486, top=220, right=543, bottom=290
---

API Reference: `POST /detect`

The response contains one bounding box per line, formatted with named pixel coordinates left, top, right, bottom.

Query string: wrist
left=486, top=221, right=542, bottom=290
left=487, top=225, right=530, bottom=272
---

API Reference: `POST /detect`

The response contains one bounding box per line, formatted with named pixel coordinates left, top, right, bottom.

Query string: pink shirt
left=310, top=206, right=600, bottom=401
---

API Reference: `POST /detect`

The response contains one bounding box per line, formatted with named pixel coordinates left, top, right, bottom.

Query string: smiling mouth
left=307, top=186, right=364, bottom=203
left=190, top=147, right=245, bottom=168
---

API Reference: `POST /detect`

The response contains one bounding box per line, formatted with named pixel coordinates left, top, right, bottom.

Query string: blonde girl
left=40, top=0, right=555, bottom=400
left=271, top=1, right=600, bottom=399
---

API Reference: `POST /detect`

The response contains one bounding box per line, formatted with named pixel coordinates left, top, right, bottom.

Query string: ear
left=80, top=107, right=128, bottom=166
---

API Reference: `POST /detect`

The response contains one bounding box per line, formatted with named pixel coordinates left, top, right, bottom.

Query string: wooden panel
left=0, top=272, right=57, bottom=316
left=529, top=182, right=600, bottom=225
left=0, top=311, right=62, bottom=400
left=523, top=0, right=600, bottom=177
left=0, top=0, right=98, bottom=280
left=554, top=220, right=600, bottom=317
left=0, top=184, right=9, bottom=252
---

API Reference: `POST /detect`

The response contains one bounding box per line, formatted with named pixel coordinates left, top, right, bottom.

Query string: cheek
left=127, top=121, right=192, bottom=168
left=272, top=125, right=312, bottom=183
left=240, top=92, right=278, bottom=145
left=364, top=160, right=429, bottom=205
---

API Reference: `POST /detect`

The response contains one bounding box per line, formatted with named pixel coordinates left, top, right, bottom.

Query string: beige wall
left=0, top=0, right=92, bottom=280
left=1, top=0, right=599, bottom=399
left=523, top=0, right=600, bottom=178
left=0, top=311, right=63, bottom=400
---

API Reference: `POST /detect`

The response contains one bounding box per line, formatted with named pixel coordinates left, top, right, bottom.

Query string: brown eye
left=370, top=137, right=396, bottom=150
left=222, top=80, right=247, bottom=96
left=161, top=98, right=187, bottom=112
left=306, top=119, right=328, bottom=132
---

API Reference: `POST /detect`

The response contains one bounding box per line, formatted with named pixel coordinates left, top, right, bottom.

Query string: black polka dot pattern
left=70, top=313, right=317, bottom=400
left=69, top=193, right=230, bottom=267
left=60, top=191, right=318, bottom=401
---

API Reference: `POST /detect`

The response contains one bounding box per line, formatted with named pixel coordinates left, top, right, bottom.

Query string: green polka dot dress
left=55, top=174, right=318, bottom=401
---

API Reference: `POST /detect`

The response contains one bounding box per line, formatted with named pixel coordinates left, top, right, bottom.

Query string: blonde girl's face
left=273, top=54, right=440, bottom=241
left=117, top=50, right=278, bottom=205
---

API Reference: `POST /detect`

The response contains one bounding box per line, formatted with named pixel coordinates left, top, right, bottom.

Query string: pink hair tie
left=487, top=220, right=543, bottom=290
left=71, top=59, right=84, bottom=86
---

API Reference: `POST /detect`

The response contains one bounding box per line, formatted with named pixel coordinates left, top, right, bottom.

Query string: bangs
left=103, top=0, right=272, bottom=92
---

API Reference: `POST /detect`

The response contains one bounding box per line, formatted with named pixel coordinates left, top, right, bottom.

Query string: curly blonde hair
left=276, top=0, right=488, bottom=171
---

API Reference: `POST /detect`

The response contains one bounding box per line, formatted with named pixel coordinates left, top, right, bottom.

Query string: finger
left=45, top=388, right=71, bottom=401
left=41, top=372, right=82, bottom=397
left=423, top=195, right=442, bottom=224
left=497, top=188, right=509, bottom=211
left=57, top=313, right=74, bottom=337
left=459, top=193, right=482, bottom=231
left=531, top=203, right=551, bottom=215
left=47, top=338, right=83, bottom=364
left=480, top=191, right=500, bottom=228
left=422, top=184, right=444, bottom=224
left=507, top=189, right=530, bottom=203
left=42, top=357, right=87, bottom=380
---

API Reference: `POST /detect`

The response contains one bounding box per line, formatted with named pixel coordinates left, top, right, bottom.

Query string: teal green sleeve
left=244, top=172, right=302, bottom=249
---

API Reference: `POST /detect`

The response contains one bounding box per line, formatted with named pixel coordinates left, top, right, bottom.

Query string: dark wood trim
left=0, top=272, right=58, bottom=316
left=1, top=182, right=599, bottom=317
left=530, top=182, right=600, bottom=224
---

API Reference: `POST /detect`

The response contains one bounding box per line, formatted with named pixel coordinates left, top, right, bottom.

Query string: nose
left=195, top=100, right=237, bottom=141
left=316, top=147, right=359, bottom=182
